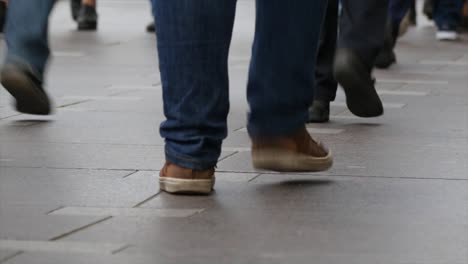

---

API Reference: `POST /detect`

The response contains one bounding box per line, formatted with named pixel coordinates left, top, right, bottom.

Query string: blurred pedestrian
left=309, top=0, right=387, bottom=123
left=0, top=0, right=6, bottom=33
left=71, top=0, right=98, bottom=30
left=433, top=0, right=465, bottom=40
left=375, top=0, right=414, bottom=69
left=1, top=0, right=55, bottom=115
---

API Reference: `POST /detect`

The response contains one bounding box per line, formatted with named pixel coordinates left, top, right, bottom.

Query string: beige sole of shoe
left=159, top=177, right=215, bottom=195
left=252, top=149, right=333, bottom=172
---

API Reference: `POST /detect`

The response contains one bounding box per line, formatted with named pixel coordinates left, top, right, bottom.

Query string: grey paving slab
left=0, top=240, right=127, bottom=255
left=58, top=176, right=467, bottom=264
left=0, top=142, right=234, bottom=170
left=0, top=206, right=106, bottom=241
left=0, top=111, right=165, bottom=145
left=0, top=168, right=157, bottom=207
left=2, top=252, right=265, bottom=264
left=0, top=251, right=20, bottom=262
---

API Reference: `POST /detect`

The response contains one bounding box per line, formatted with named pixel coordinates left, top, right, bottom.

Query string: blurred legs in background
left=1, top=0, right=55, bottom=115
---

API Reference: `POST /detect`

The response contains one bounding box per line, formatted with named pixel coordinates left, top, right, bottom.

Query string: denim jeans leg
left=433, top=0, right=464, bottom=28
left=4, top=0, right=55, bottom=79
left=151, top=0, right=237, bottom=170
left=247, top=0, right=328, bottom=137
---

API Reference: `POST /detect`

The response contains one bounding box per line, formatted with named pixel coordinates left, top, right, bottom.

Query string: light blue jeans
left=4, top=0, right=56, bottom=79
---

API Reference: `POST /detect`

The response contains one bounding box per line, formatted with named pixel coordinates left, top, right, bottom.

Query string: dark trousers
left=314, top=0, right=339, bottom=102
left=314, top=0, right=389, bottom=102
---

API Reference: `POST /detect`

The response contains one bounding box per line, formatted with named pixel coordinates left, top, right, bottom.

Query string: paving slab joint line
left=46, top=206, right=66, bottom=215
left=122, top=170, right=139, bottom=179
left=57, top=99, right=92, bottom=109
left=247, top=173, right=262, bottom=183
left=111, top=244, right=134, bottom=255
left=0, top=251, right=23, bottom=264
left=0, top=113, right=22, bottom=120
left=132, top=192, right=161, bottom=208
left=49, top=216, right=113, bottom=241
left=218, top=151, right=239, bottom=163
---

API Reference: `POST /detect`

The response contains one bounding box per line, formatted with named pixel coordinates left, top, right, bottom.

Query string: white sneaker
left=436, top=30, right=459, bottom=41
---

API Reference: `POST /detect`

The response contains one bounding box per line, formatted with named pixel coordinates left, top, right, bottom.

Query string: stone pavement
left=1, top=1, right=467, bottom=263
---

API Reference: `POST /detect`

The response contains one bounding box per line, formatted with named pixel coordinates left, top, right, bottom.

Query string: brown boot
left=251, top=127, right=332, bottom=172
left=159, top=162, right=215, bottom=194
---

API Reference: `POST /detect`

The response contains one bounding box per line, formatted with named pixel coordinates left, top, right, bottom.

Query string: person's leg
left=339, top=0, right=389, bottom=67
left=463, top=0, right=468, bottom=28
left=433, top=0, right=464, bottom=40
left=247, top=0, right=327, bottom=136
left=248, top=0, right=332, bottom=172
left=424, top=0, right=434, bottom=19
left=77, top=0, right=97, bottom=30
left=152, top=0, right=236, bottom=193
left=0, top=0, right=7, bottom=33
left=409, top=0, right=417, bottom=25
left=375, top=0, right=413, bottom=69
left=309, top=0, right=339, bottom=123
left=1, top=0, right=55, bottom=115
left=332, top=0, right=387, bottom=118
left=4, top=0, right=54, bottom=77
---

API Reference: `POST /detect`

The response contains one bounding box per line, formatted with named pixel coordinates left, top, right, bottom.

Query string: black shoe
left=375, top=49, right=396, bottom=69
left=308, top=100, right=330, bottom=123
left=77, top=5, right=98, bottom=31
left=71, top=0, right=81, bottom=21
left=1, top=64, right=51, bottom=115
left=0, top=1, right=6, bottom=33
left=333, top=49, right=383, bottom=118
left=146, top=22, right=155, bottom=33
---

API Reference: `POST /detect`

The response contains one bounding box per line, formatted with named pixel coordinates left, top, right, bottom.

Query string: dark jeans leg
left=433, top=0, right=464, bottom=28
left=152, top=0, right=237, bottom=170
left=4, top=0, right=56, bottom=79
left=388, top=0, right=414, bottom=42
left=314, top=0, right=339, bottom=103
left=339, top=0, right=389, bottom=67
left=389, top=0, right=414, bottom=26
left=247, top=0, right=328, bottom=137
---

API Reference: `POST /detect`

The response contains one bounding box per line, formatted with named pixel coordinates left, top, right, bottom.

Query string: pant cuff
left=165, top=149, right=218, bottom=170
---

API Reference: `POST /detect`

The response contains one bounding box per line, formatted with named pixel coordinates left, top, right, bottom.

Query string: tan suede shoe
left=251, top=127, right=333, bottom=172
left=159, top=162, right=215, bottom=194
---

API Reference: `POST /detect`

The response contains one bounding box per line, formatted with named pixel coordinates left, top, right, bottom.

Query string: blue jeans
left=151, top=0, right=327, bottom=169
left=4, top=0, right=55, bottom=79
left=433, top=0, right=464, bottom=29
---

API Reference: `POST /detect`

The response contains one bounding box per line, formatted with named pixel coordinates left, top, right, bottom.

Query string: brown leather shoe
left=251, top=127, right=332, bottom=172
left=159, top=162, right=215, bottom=194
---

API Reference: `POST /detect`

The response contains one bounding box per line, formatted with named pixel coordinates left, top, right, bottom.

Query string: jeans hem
left=247, top=114, right=308, bottom=138
left=165, top=150, right=217, bottom=170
